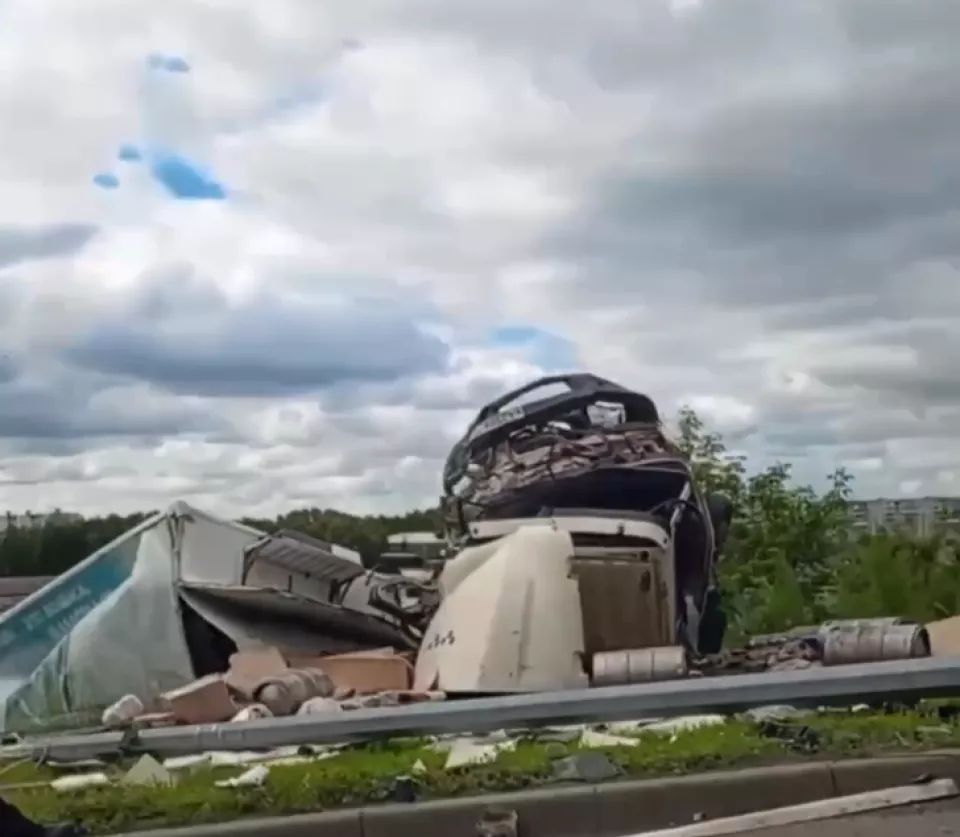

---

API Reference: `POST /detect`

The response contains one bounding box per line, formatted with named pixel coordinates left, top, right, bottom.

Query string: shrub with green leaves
left=674, top=406, right=960, bottom=637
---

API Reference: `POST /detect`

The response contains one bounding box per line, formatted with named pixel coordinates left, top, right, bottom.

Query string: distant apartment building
left=0, top=511, right=83, bottom=533
left=847, top=497, right=960, bottom=537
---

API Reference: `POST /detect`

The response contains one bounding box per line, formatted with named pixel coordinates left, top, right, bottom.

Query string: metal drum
left=819, top=617, right=907, bottom=632
left=821, top=620, right=931, bottom=666
left=252, top=668, right=335, bottom=716
left=591, top=645, right=688, bottom=686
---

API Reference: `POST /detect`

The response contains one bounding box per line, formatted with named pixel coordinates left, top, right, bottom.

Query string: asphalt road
left=752, top=800, right=960, bottom=837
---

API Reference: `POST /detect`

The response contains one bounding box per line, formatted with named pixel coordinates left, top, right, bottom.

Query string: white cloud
left=1, top=0, right=959, bottom=518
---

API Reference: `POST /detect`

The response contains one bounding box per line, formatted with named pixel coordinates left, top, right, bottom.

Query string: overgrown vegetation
left=673, top=408, right=960, bottom=637
left=2, top=408, right=959, bottom=637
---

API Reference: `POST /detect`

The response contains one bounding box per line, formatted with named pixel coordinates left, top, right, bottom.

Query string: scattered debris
left=526, top=726, right=584, bottom=743
left=161, top=675, right=237, bottom=725
left=224, top=647, right=288, bottom=698
left=580, top=728, right=639, bottom=748
left=101, top=695, right=144, bottom=729
left=214, top=765, right=269, bottom=789
left=289, top=648, right=413, bottom=694
left=253, top=668, right=334, bottom=716
left=755, top=721, right=822, bottom=753
left=742, top=705, right=806, bottom=722
left=551, top=751, right=622, bottom=782
left=641, top=715, right=726, bottom=738
left=49, top=774, right=111, bottom=792
left=121, top=755, right=173, bottom=787
left=231, top=703, right=273, bottom=722
left=695, top=639, right=821, bottom=676
left=925, top=615, right=960, bottom=657
left=0, top=377, right=945, bottom=758
left=160, top=745, right=338, bottom=771
left=438, top=737, right=517, bottom=770
left=297, top=697, right=343, bottom=715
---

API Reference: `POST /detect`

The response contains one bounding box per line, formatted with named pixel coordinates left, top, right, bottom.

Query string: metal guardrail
left=6, top=655, right=960, bottom=762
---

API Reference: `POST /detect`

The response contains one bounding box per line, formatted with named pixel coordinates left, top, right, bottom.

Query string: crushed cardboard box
left=287, top=650, right=413, bottom=694
left=926, top=615, right=960, bottom=657
left=225, top=646, right=289, bottom=699
left=150, top=644, right=421, bottom=725
left=161, top=675, right=237, bottom=725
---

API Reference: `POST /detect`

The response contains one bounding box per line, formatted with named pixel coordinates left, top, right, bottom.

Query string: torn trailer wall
left=0, top=502, right=414, bottom=732
left=0, top=503, right=255, bottom=731
left=1, top=515, right=197, bottom=730
left=0, top=515, right=150, bottom=724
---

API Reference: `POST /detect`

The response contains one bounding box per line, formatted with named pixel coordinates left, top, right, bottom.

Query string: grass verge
left=5, top=706, right=960, bottom=835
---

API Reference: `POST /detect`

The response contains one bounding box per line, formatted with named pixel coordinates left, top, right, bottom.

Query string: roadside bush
left=674, top=406, right=960, bottom=636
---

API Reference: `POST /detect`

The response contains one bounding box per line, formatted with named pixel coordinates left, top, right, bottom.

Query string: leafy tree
left=674, top=406, right=960, bottom=634
left=828, top=531, right=960, bottom=623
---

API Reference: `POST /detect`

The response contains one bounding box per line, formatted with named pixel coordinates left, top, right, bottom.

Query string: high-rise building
left=846, top=497, right=960, bottom=537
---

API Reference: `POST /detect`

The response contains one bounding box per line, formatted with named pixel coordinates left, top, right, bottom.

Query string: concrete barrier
left=118, top=752, right=960, bottom=837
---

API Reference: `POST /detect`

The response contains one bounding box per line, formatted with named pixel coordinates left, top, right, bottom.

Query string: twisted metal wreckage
left=0, top=374, right=945, bottom=745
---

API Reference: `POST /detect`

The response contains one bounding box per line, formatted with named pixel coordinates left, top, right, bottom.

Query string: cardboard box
left=926, top=615, right=960, bottom=657
left=161, top=675, right=236, bottom=725
left=226, top=646, right=288, bottom=698
left=288, top=650, right=412, bottom=694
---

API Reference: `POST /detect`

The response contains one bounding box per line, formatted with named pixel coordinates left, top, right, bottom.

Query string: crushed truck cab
left=415, top=373, right=731, bottom=693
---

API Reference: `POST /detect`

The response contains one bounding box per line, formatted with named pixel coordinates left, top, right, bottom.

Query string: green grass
left=5, top=707, right=960, bottom=835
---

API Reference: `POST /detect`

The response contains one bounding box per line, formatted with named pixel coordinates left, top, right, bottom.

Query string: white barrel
left=591, top=646, right=688, bottom=686
left=253, top=668, right=334, bottom=716
left=821, top=621, right=931, bottom=666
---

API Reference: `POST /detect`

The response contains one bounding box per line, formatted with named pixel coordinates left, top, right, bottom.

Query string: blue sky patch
left=117, top=144, right=142, bottom=162
left=488, top=325, right=578, bottom=370
left=150, top=154, right=226, bottom=200
left=147, top=54, right=191, bottom=74
left=92, top=172, right=120, bottom=190
left=92, top=42, right=357, bottom=200
left=92, top=54, right=228, bottom=200
left=490, top=325, right=546, bottom=346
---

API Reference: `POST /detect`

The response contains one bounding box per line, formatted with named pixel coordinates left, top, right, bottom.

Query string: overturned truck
left=0, top=374, right=935, bottom=729
left=411, top=373, right=931, bottom=694
left=413, top=373, right=731, bottom=693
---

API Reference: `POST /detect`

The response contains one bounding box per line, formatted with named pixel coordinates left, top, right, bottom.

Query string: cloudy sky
left=0, top=0, right=956, bottom=518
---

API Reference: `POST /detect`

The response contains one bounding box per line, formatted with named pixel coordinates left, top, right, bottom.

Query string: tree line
left=0, top=507, right=440, bottom=578
left=1, top=409, right=958, bottom=635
